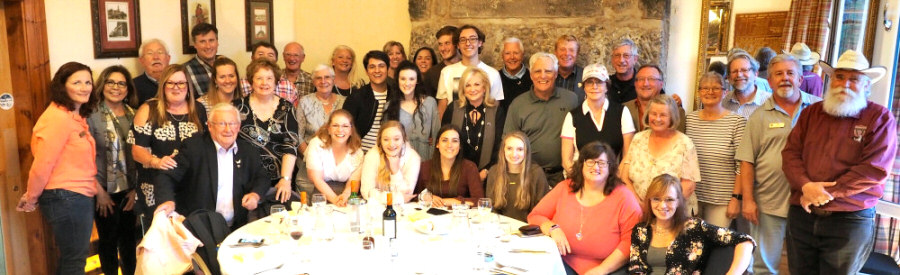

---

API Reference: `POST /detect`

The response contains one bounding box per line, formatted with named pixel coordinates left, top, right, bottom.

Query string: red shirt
left=528, top=181, right=642, bottom=274
left=782, top=101, right=897, bottom=211
left=26, top=102, right=98, bottom=199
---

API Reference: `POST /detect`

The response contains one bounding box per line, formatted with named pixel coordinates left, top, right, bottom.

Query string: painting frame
left=245, top=0, right=274, bottom=52
left=181, top=0, right=217, bottom=55
left=91, top=0, right=142, bottom=58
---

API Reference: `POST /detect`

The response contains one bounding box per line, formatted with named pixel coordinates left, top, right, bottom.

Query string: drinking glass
left=288, top=215, right=304, bottom=244
left=269, top=204, right=287, bottom=238
left=270, top=204, right=286, bottom=216
left=312, top=194, right=326, bottom=208
left=418, top=189, right=433, bottom=211
left=477, top=198, right=492, bottom=218
left=316, top=205, right=335, bottom=241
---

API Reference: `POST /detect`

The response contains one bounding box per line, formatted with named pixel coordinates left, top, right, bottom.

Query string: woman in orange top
left=17, top=62, right=100, bottom=275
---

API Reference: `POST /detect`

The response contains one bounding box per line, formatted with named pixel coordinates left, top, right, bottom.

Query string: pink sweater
left=528, top=181, right=642, bottom=274
left=26, top=103, right=98, bottom=200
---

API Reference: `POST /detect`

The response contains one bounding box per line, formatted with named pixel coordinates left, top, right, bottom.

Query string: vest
left=570, top=101, right=625, bottom=157
left=450, top=104, right=499, bottom=169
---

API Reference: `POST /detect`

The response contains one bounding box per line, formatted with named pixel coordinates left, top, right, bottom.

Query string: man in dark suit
left=134, top=39, right=171, bottom=103
left=154, top=103, right=268, bottom=228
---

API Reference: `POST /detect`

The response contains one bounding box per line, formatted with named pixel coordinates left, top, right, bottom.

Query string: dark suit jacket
left=154, top=133, right=270, bottom=228
left=134, top=73, right=158, bottom=104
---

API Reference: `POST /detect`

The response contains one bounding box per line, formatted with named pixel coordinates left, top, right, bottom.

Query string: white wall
left=294, top=0, right=411, bottom=84
left=46, top=0, right=295, bottom=77
left=665, top=0, right=702, bottom=110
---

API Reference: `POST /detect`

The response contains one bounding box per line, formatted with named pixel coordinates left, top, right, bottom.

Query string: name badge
left=768, top=122, right=785, bottom=128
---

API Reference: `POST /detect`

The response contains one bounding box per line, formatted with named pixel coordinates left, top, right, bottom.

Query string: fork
left=496, top=262, right=528, bottom=273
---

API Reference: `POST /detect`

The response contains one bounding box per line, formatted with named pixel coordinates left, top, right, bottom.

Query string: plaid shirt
left=183, top=56, right=214, bottom=97
left=289, top=70, right=314, bottom=99
left=240, top=77, right=299, bottom=105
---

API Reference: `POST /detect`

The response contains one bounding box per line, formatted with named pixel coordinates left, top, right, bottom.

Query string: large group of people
left=16, top=21, right=896, bottom=275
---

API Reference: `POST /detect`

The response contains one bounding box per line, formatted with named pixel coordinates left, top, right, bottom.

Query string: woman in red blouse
left=528, top=141, right=642, bottom=275
left=415, top=124, right=483, bottom=206
left=17, top=62, right=100, bottom=275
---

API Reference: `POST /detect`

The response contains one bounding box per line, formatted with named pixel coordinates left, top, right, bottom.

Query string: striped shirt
left=361, top=90, right=388, bottom=151
left=685, top=111, right=746, bottom=205
left=722, top=88, right=771, bottom=119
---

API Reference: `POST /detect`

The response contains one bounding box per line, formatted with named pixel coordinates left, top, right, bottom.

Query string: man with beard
left=782, top=50, right=896, bottom=274
left=134, top=39, right=171, bottom=103
left=735, top=54, right=821, bottom=275
left=723, top=51, right=772, bottom=118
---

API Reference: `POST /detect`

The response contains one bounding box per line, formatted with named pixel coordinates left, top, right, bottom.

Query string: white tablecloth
left=218, top=203, right=566, bottom=275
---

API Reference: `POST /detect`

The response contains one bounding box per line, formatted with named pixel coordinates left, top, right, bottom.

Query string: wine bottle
left=300, top=191, right=309, bottom=212
left=349, top=180, right=360, bottom=199
left=383, top=192, right=397, bottom=239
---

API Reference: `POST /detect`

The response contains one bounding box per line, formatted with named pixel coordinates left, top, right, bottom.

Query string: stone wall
left=409, top=0, right=670, bottom=72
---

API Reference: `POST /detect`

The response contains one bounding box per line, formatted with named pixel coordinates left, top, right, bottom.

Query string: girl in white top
left=361, top=120, right=421, bottom=203
left=304, top=109, right=364, bottom=207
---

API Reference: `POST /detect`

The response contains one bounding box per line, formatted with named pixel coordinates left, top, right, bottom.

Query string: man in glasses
left=607, top=38, right=639, bottom=104
left=622, top=64, right=685, bottom=132
left=435, top=24, right=504, bottom=118
left=723, top=51, right=772, bottom=118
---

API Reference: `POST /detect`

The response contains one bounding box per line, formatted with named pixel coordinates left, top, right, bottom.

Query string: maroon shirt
left=415, top=159, right=484, bottom=203
left=799, top=71, right=824, bottom=98
left=782, top=101, right=897, bottom=211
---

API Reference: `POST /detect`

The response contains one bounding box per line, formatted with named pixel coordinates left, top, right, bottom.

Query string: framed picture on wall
left=245, top=0, right=274, bottom=51
left=90, top=0, right=142, bottom=58
left=181, top=0, right=216, bottom=54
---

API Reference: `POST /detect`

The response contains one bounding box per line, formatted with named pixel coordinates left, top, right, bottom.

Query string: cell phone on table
left=426, top=208, right=450, bottom=215
left=237, top=237, right=264, bottom=245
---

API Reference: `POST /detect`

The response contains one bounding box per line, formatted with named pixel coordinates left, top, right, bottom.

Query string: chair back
left=182, top=209, right=231, bottom=275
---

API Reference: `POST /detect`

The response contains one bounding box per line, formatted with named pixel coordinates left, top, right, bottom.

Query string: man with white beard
left=782, top=50, right=897, bottom=274
left=735, top=54, right=821, bottom=275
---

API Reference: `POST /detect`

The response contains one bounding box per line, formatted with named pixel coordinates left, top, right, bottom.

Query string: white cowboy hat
left=786, top=42, right=821, bottom=66
left=819, top=50, right=887, bottom=83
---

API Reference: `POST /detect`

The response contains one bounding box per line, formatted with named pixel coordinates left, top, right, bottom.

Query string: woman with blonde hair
left=486, top=131, right=549, bottom=222
left=131, top=64, right=207, bottom=229
left=331, top=45, right=363, bottom=96
left=628, top=174, right=755, bottom=274
left=441, top=67, right=506, bottom=180
left=360, top=120, right=421, bottom=203
left=383, top=40, right=407, bottom=82
left=197, top=57, right=241, bottom=115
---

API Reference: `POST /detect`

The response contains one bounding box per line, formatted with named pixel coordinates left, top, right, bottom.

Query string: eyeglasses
left=210, top=121, right=239, bottom=128
left=458, top=36, right=480, bottom=45
left=164, top=81, right=188, bottom=89
left=105, top=81, right=128, bottom=89
left=583, top=79, right=604, bottom=87
left=612, top=53, right=634, bottom=59
left=698, top=87, right=723, bottom=93
left=636, top=77, right=661, bottom=83
left=650, top=197, right=678, bottom=205
left=142, top=50, right=167, bottom=57
left=729, top=68, right=753, bottom=75
left=584, top=159, right=609, bottom=168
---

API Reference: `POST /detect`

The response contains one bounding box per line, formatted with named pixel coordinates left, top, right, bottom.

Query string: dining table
left=217, top=201, right=567, bottom=275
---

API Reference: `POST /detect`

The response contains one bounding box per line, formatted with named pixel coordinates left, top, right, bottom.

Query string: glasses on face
left=458, top=36, right=480, bottom=45
left=143, top=50, right=167, bottom=57
left=650, top=197, right=678, bottom=205
left=613, top=53, right=634, bottom=60
left=698, top=87, right=723, bottom=93
left=636, top=77, right=661, bottom=83
left=584, top=159, right=609, bottom=168
left=330, top=124, right=351, bottom=130
left=210, top=121, right=239, bottom=128
left=729, top=68, right=752, bottom=75
left=164, top=81, right=188, bottom=89
left=105, top=81, right=128, bottom=89
left=583, top=79, right=604, bottom=87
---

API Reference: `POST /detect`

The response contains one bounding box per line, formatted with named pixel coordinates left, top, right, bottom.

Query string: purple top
left=782, top=101, right=897, bottom=211
left=799, top=71, right=824, bottom=98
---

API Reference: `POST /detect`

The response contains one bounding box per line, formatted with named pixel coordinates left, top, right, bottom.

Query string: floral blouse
left=628, top=218, right=756, bottom=274
left=625, top=130, right=701, bottom=211
left=234, top=97, right=300, bottom=181
left=296, top=93, right=346, bottom=144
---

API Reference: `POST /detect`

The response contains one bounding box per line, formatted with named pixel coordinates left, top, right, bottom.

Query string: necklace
left=653, top=224, right=673, bottom=236
left=576, top=203, right=584, bottom=241
left=464, top=107, right=485, bottom=151
left=168, top=112, right=186, bottom=122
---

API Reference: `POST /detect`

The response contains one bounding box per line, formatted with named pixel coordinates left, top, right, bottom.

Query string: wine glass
left=418, top=189, right=433, bottom=212
left=289, top=215, right=304, bottom=244
left=312, top=194, right=326, bottom=209
left=269, top=204, right=287, bottom=238
left=270, top=204, right=286, bottom=216
left=477, top=198, right=493, bottom=218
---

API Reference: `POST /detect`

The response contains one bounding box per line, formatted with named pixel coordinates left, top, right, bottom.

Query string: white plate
left=413, top=217, right=450, bottom=235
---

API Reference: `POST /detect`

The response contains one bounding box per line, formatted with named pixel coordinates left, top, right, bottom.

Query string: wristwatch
left=731, top=194, right=743, bottom=200
left=281, top=176, right=292, bottom=181
left=548, top=224, right=561, bottom=234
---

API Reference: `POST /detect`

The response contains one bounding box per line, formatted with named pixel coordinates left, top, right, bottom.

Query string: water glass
left=418, top=189, right=433, bottom=211
left=477, top=198, right=492, bottom=217
left=312, top=194, right=326, bottom=208
left=270, top=204, right=286, bottom=216
left=316, top=205, right=335, bottom=241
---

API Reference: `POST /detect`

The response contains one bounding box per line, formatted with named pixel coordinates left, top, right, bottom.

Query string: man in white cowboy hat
left=788, top=42, right=824, bottom=97
left=781, top=50, right=897, bottom=274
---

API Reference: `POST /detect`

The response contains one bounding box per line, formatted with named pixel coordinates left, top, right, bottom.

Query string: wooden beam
left=2, top=0, right=54, bottom=274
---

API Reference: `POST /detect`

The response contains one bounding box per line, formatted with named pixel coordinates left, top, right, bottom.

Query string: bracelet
left=548, top=224, right=560, bottom=235
left=731, top=194, right=743, bottom=200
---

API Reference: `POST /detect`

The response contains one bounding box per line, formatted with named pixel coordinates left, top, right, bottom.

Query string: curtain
left=783, top=0, right=834, bottom=56
left=876, top=73, right=900, bottom=263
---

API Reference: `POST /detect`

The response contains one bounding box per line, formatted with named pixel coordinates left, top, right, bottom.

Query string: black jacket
left=154, top=133, right=270, bottom=229
left=342, top=84, right=379, bottom=136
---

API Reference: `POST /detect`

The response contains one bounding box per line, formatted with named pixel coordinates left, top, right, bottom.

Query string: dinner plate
left=413, top=217, right=450, bottom=235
